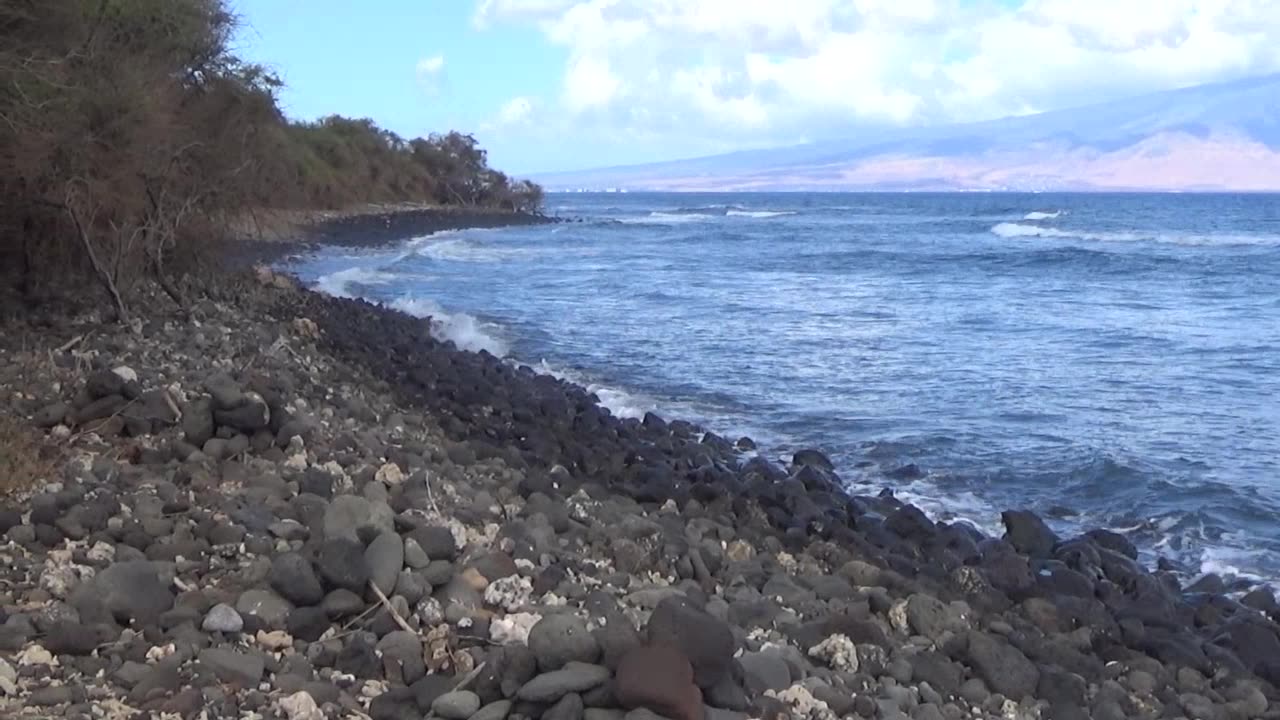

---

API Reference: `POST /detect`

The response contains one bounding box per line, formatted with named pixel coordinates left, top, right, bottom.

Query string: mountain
left=537, top=74, right=1280, bottom=192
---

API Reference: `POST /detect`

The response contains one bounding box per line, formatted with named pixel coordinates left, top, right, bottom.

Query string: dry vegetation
left=0, top=413, right=54, bottom=498
left=0, top=0, right=543, bottom=321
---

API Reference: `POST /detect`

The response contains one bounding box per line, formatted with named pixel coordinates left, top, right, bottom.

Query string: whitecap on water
left=388, top=296, right=510, bottom=356
left=991, top=222, right=1280, bottom=246
left=527, top=360, right=653, bottom=419
left=313, top=267, right=396, bottom=298
left=617, top=211, right=715, bottom=225
left=1023, top=210, right=1064, bottom=220
left=410, top=235, right=531, bottom=263
left=726, top=209, right=798, bottom=218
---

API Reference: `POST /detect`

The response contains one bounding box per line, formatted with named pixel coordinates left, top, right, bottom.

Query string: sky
left=230, top=0, right=1280, bottom=175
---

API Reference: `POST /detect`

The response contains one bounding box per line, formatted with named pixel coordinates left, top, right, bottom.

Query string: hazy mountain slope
left=538, top=74, right=1280, bottom=191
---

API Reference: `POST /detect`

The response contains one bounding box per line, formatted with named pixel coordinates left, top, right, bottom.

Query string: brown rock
left=615, top=645, right=704, bottom=720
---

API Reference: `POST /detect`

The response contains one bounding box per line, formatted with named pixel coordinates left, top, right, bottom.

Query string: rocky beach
left=1, top=212, right=1278, bottom=720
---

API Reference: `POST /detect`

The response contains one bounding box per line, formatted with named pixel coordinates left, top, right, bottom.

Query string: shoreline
left=228, top=205, right=558, bottom=268
left=0, top=217, right=1278, bottom=718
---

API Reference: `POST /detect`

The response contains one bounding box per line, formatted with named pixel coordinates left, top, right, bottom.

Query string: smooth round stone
left=432, top=690, right=481, bottom=720
left=202, top=603, right=244, bottom=633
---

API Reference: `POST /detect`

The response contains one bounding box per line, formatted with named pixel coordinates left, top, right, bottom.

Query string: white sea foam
left=1023, top=210, right=1063, bottom=220
left=990, top=222, right=1280, bottom=246
left=529, top=360, right=652, bottom=419
left=410, top=236, right=528, bottom=263
left=313, top=267, right=396, bottom=298
left=618, top=211, right=714, bottom=225
left=726, top=209, right=797, bottom=218
left=389, top=295, right=510, bottom=356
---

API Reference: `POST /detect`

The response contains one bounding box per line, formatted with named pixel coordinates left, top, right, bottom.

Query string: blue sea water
left=287, top=193, right=1280, bottom=588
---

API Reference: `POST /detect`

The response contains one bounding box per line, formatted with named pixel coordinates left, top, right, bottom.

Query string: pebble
left=432, top=690, right=482, bottom=719
left=202, top=603, right=245, bottom=633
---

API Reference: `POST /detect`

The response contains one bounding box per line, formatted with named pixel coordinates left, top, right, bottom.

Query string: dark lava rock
left=365, top=531, right=405, bottom=596
left=1001, top=510, right=1059, bottom=558
left=1085, top=529, right=1138, bottom=560
left=287, top=606, right=331, bottom=642
left=791, top=449, right=834, bottom=472
left=596, top=615, right=643, bottom=671
left=615, top=645, right=704, bottom=720
left=316, top=538, right=370, bottom=593
left=71, top=560, right=174, bottom=626
left=86, top=369, right=126, bottom=400
left=406, top=525, right=457, bottom=561
left=183, top=398, right=216, bottom=447
left=371, top=687, right=420, bottom=720
left=44, top=620, right=102, bottom=656
left=910, top=652, right=963, bottom=696
left=646, top=596, right=735, bottom=689
left=965, top=631, right=1040, bottom=701
left=270, top=552, right=325, bottom=606
left=544, top=692, right=585, bottom=720
left=529, top=614, right=601, bottom=672
left=517, top=663, right=612, bottom=702
left=198, top=647, right=265, bottom=686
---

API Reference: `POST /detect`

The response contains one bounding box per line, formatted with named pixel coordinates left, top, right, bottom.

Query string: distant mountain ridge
left=538, top=74, right=1280, bottom=191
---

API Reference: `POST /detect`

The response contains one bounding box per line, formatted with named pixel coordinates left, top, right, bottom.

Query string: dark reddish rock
left=616, top=645, right=704, bottom=720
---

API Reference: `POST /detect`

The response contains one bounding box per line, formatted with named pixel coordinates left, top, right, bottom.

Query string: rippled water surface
left=286, top=192, right=1280, bottom=586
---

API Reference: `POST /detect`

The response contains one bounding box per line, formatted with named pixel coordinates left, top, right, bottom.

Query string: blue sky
left=231, top=1, right=1280, bottom=175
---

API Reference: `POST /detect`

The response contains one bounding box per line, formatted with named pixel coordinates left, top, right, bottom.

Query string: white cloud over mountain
left=475, top=0, right=1280, bottom=157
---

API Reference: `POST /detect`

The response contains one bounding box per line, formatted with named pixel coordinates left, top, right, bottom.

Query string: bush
left=0, top=0, right=542, bottom=321
left=0, top=414, right=53, bottom=498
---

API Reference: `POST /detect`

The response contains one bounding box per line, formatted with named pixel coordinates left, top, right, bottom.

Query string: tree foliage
left=0, top=0, right=543, bottom=320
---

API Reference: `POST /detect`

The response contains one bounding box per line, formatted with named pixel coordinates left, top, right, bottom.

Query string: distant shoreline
left=229, top=204, right=557, bottom=267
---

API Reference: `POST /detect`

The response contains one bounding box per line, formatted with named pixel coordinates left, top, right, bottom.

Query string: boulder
left=1001, top=510, right=1058, bottom=558
left=616, top=645, right=703, bottom=720
left=269, top=553, right=325, bottom=606
left=517, top=663, right=611, bottom=702
left=529, top=615, right=601, bottom=672
left=646, top=596, right=735, bottom=689
left=965, top=632, right=1040, bottom=701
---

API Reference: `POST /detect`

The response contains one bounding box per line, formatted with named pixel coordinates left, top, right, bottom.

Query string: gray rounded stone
left=365, top=532, right=404, bottom=596
left=432, top=690, right=481, bottom=720
left=529, top=615, right=601, bottom=672
left=202, top=604, right=244, bottom=633
left=235, top=589, right=292, bottom=629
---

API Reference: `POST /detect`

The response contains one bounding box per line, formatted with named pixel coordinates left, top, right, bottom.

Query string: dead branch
left=62, top=189, right=129, bottom=324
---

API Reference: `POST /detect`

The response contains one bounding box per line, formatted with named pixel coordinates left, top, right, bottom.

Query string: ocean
left=286, top=192, right=1280, bottom=589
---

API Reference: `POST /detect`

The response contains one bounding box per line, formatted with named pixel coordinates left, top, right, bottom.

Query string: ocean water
left=287, top=193, right=1280, bottom=589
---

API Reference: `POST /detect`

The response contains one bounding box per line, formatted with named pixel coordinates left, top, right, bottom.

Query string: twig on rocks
left=369, top=582, right=415, bottom=634
left=452, top=661, right=487, bottom=692
left=67, top=397, right=140, bottom=444
left=55, top=333, right=87, bottom=353
left=425, top=471, right=441, bottom=515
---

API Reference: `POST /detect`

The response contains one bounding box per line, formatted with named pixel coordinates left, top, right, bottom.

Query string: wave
left=408, top=235, right=529, bottom=263
left=313, top=267, right=396, bottom=298
left=990, top=222, right=1280, bottom=246
left=1023, top=210, right=1064, bottom=220
left=617, top=211, right=715, bottom=225
left=726, top=210, right=797, bottom=218
left=389, top=296, right=510, bottom=356
left=528, top=361, right=652, bottom=420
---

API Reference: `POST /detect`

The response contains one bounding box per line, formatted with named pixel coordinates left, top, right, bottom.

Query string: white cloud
left=476, top=0, right=1280, bottom=159
left=498, top=96, right=535, bottom=125
left=563, top=55, right=621, bottom=112
left=415, top=54, right=446, bottom=94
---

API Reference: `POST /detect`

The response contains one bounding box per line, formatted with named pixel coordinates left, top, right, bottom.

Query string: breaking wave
left=991, top=222, right=1280, bottom=246
left=726, top=210, right=798, bottom=218
left=313, top=267, right=395, bottom=298
left=1023, top=210, right=1064, bottom=220
left=389, top=296, right=511, bottom=356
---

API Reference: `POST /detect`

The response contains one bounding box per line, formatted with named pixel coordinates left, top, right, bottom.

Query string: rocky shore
left=232, top=205, right=556, bottom=267
left=1, top=237, right=1279, bottom=720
